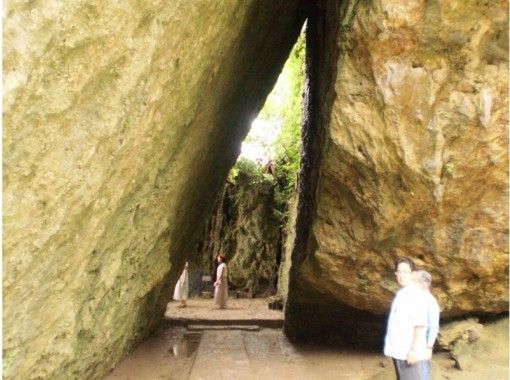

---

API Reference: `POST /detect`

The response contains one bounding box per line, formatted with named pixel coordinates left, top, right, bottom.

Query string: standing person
left=173, top=262, right=189, bottom=308
left=413, top=270, right=440, bottom=380
left=213, top=253, right=228, bottom=309
left=384, top=258, right=428, bottom=380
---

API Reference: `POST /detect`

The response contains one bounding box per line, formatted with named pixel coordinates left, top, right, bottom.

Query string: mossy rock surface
left=3, top=1, right=306, bottom=378
left=193, top=176, right=282, bottom=297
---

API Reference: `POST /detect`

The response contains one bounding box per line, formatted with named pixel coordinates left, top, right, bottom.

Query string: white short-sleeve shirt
left=384, top=283, right=428, bottom=360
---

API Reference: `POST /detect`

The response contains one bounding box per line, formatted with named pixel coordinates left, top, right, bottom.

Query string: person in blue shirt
left=413, top=270, right=440, bottom=380
left=384, top=258, right=429, bottom=380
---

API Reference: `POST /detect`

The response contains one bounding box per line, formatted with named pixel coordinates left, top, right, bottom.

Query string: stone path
left=189, top=330, right=252, bottom=379
left=187, top=328, right=379, bottom=380
left=106, top=300, right=507, bottom=379
left=104, top=320, right=390, bottom=380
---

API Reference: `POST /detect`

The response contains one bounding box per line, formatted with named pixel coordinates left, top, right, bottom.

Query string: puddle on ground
left=169, top=332, right=202, bottom=358
left=105, top=327, right=199, bottom=380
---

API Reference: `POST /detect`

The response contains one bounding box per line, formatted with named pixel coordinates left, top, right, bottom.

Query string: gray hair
left=414, top=269, right=432, bottom=286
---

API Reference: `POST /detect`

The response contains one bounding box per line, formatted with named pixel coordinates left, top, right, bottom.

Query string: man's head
left=413, top=269, right=432, bottom=291
left=394, top=257, right=415, bottom=287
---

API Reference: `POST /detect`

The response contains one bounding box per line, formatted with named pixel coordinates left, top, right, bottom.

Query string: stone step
left=188, top=324, right=260, bottom=331
left=164, top=318, right=283, bottom=329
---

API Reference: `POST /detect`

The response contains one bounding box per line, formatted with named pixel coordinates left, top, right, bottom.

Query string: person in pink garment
left=213, top=253, right=228, bottom=309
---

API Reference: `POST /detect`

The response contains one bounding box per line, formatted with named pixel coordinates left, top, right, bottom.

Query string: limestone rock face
left=3, top=1, right=305, bottom=378
left=277, top=193, right=298, bottom=300
left=438, top=317, right=508, bottom=372
left=286, top=0, right=508, bottom=341
left=194, top=175, right=281, bottom=297
left=437, top=318, right=483, bottom=352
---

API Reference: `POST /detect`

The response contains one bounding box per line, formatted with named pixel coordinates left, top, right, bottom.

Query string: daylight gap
left=188, top=30, right=307, bottom=304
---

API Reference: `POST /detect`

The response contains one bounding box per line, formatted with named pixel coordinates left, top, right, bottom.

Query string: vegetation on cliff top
left=232, top=32, right=305, bottom=223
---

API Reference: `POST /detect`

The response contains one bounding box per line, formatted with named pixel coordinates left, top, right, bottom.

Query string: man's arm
left=407, top=326, right=426, bottom=365
left=426, top=298, right=440, bottom=357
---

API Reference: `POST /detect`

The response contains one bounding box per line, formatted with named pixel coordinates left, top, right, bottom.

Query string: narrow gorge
left=3, top=1, right=508, bottom=379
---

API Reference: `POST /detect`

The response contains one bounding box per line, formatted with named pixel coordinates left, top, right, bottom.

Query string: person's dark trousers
left=392, top=358, right=426, bottom=380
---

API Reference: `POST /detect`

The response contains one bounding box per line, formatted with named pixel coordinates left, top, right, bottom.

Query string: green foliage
left=229, top=158, right=267, bottom=185
left=271, top=33, right=305, bottom=223
left=445, top=162, right=455, bottom=177
left=230, top=32, right=305, bottom=224
left=260, top=34, right=305, bottom=183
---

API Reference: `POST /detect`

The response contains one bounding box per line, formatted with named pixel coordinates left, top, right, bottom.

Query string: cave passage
left=5, top=0, right=507, bottom=378
left=185, top=30, right=306, bottom=302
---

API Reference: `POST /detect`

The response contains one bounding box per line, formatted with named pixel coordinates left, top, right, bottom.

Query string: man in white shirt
left=413, top=270, right=440, bottom=380
left=384, top=258, right=428, bottom=380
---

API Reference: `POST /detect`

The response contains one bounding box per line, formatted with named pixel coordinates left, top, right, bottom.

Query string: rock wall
left=277, top=193, right=298, bottom=300
left=193, top=173, right=282, bottom=297
left=3, top=1, right=306, bottom=378
left=285, top=0, right=508, bottom=344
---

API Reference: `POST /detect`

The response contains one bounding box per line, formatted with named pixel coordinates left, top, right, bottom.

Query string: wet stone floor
left=104, top=325, right=391, bottom=380
left=105, top=299, right=392, bottom=379
left=104, top=300, right=507, bottom=380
